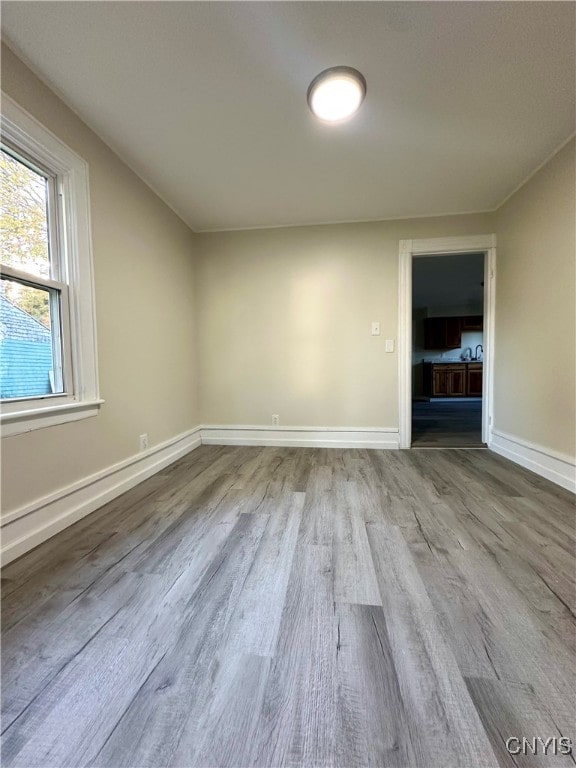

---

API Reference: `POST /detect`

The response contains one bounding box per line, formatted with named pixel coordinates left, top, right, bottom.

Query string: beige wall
left=494, top=139, right=575, bottom=458
left=1, top=45, right=199, bottom=514
left=196, top=214, right=493, bottom=427
left=198, top=144, right=575, bottom=460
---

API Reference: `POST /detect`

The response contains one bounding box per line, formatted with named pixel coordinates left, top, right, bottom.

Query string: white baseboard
left=200, top=424, right=400, bottom=450
left=1, top=427, right=202, bottom=566
left=489, top=429, right=575, bottom=493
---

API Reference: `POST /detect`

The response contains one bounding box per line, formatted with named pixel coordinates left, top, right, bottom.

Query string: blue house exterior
left=0, top=295, right=53, bottom=399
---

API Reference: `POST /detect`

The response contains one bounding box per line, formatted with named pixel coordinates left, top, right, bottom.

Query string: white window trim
left=1, top=93, right=102, bottom=437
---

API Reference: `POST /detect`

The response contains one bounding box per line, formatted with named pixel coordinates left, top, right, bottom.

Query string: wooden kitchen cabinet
left=432, top=366, right=450, bottom=395
left=424, top=317, right=462, bottom=349
left=423, top=315, right=483, bottom=349
left=461, top=316, right=483, bottom=331
left=424, top=318, right=444, bottom=349
left=424, top=362, right=482, bottom=397
left=467, top=363, right=483, bottom=396
left=449, top=366, right=466, bottom=395
left=444, top=317, right=462, bottom=348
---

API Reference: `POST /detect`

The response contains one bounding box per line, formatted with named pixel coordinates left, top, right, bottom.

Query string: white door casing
left=397, top=235, right=496, bottom=449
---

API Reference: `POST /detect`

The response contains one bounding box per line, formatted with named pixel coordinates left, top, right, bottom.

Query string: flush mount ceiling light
left=307, top=66, right=367, bottom=122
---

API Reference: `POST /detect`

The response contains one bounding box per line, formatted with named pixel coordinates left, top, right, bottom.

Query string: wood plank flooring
left=412, top=400, right=483, bottom=447
left=2, top=445, right=575, bottom=768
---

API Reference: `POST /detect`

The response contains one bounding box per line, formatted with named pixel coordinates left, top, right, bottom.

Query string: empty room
left=1, top=3, right=575, bottom=767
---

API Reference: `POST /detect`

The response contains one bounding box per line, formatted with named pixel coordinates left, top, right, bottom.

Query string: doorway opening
left=398, top=235, right=496, bottom=450
left=412, top=253, right=485, bottom=447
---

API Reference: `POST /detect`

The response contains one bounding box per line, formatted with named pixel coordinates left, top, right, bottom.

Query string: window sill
left=1, top=399, right=104, bottom=437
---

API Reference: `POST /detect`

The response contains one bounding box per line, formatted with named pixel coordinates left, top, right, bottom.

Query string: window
left=1, top=147, right=70, bottom=401
left=1, top=94, right=101, bottom=435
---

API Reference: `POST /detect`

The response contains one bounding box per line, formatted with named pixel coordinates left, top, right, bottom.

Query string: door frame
left=398, top=234, right=497, bottom=449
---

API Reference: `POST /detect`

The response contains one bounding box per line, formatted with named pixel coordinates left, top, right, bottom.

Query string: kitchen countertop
left=422, top=360, right=483, bottom=365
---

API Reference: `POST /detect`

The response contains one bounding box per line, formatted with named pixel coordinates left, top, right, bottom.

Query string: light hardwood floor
left=1, top=446, right=575, bottom=767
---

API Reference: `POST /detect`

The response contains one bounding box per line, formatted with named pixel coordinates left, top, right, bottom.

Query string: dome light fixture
left=307, top=66, right=367, bottom=123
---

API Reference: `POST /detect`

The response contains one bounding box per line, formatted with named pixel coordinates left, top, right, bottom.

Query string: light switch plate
left=385, top=339, right=395, bottom=352
left=371, top=321, right=381, bottom=336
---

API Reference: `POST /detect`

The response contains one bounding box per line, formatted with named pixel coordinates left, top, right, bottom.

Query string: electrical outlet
left=272, top=414, right=280, bottom=426
left=139, top=433, right=148, bottom=452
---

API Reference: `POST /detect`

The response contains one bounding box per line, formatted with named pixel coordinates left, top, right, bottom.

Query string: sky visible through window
left=1, top=148, right=52, bottom=324
left=1, top=148, right=55, bottom=398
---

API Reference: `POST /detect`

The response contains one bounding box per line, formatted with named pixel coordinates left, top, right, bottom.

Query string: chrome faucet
left=474, top=344, right=483, bottom=361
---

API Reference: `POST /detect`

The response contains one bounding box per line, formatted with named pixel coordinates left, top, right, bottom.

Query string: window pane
left=0, top=148, right=51, bottom=279
left=0, top=278, right=62, bottom=399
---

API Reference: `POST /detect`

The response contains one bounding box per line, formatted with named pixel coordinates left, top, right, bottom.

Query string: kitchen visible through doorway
left=411, top=253, right=485, bottom=447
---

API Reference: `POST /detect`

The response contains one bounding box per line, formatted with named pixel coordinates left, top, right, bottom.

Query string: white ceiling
left=2, top=2, right=574, bottom=232
left=413, top=253, right=484, bottom=310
